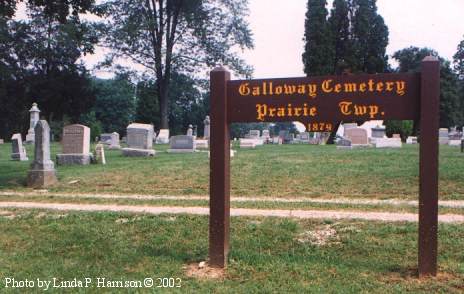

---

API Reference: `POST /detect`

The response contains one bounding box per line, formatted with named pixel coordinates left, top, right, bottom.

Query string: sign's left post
left=209, top=66, right=231, bottom=268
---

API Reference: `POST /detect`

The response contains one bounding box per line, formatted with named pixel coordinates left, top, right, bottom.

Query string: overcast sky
left=240, top=0, right=464, bottom=79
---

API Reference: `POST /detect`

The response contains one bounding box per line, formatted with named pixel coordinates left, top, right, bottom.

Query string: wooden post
left=418, top=56, right=440, bottom=277
left=209, top=66, right=231, bottom=267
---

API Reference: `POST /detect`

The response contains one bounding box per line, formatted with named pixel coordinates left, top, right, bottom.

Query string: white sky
left=14, top=0, right=464, bottom=79
left=241, top=0, right=464, bottom=79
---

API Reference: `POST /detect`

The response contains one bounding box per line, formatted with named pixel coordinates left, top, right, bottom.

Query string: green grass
left=0, top=142, right=463, bottom=200
left=0, top=210, right=463, bottom=293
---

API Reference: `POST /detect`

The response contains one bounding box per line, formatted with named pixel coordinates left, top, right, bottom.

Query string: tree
left=351, top=0, right=388, bottom=73
left=135, top=72, right=209, bottom=135
left=1, top=0, right=95, bottom=21
left=393, top=47, right=462, bottom=128
left=328, top=0, right=353, bottom=74
left=302, top=0, right=333, bottom=76
left=454, top=36, right=464, bottom=79
left=92, top=74, right=136, bottom=135
left=98, top=0, right=254, bottom=129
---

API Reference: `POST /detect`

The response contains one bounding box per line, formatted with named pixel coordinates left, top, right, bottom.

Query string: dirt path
left=1, top=190, right=464, bottom=208
left=1, top=201, right=464, bottom=223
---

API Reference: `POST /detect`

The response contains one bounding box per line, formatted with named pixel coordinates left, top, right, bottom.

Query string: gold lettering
left=303, top=103, right=308, bottom=116
left=354, top=105, right=367, bottom=116
left=396, top=81, right=406, bottom=96
left=297, top=85, right=306, bottom=94
left=359, top=83, right=367, bottom=92
left=294, top=107, right=302, bottom=116
left=284, top=85, right=297, bottom=95
left=308, top=84, right=317, bottom=98
left=322, top=79, right=333, bottom=93
left=369, top=105, right=379, bottom=118
left=334, top=83, right=342, bottom=93
left=275, top=85, right=283, bottom=95
left=277, top=107, right=285, bottom=117
left=339, top=101, right=353, bottom=115
left=256, top=104, right=267, bottom=121
left=309, top=107, right=317, bottom=116
left=386, top=82, right=394, bottom=92
left=287, top=104, right=293, bottom=116
left=239, top=83, right=250, bottom=96
left=269, top=107, right=276, bottom=117
left=269, top=82, right=274, bottom=95
left=368, top=79, right=375, bottom=92
left=376, top=82, right=384, bottom=92
left=344, top=83, right=357, bottom=92
left=263, top=82, right=267, bottom=95
left=252, top=86, right=260, bottom=96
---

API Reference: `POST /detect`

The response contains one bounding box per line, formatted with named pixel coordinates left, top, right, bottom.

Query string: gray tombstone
left=27, top=120, right=57, bottom=188
left=95, top=143, right=106, bottom=164
left=187, top=124, right=193, bottom=136
left=0, top=139, right=4, bottom=144
left=344, top=128, right=369, bottom=146
left=300, top=132, right=310, bottom=143
left=109, top=132, right=121, bottom=149
left=122, top=123, right=155, bottom=157
left=371, top=126, right=386, bottom=138
left=155, top=129, right=170, bottom=144
left=336, top=137, right=352, bottom=149
left=100, top=133, right=113, bottom=145
left=249, top=130, right=261, bottom=139
left=25, top=103, right=41, bottom=144
left=439, top=128, right=449, bottom=145
left=167, top=135, right=196, bottom=153
left=56, top=124, right=92, bottom=165
left=203, top=116, right=210, bottom=139
left=11, top=133, right=28, bottom=161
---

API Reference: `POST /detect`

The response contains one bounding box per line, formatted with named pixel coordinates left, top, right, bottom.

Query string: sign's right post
left=418, top=56, right=440, bottom=277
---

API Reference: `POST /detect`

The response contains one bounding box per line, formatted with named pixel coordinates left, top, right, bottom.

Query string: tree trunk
left=158, top=80, right=169, bottom=129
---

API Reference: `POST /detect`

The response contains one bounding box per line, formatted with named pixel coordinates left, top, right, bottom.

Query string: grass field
left=1, top=142, right=463, bottom=200
left=0, top=210, right=463, bottom=293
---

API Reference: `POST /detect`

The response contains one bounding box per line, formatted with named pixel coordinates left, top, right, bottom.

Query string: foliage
left=79, top=111, right=102, bottom=142
left=384, top=120, right=413, bottom=140
left=302, top=0, right=334, bottom=75
left=92, top=74, right=136, bottom=135
left=135, top=73, right=209, bottom=135
left=270, top=122, right=298, bottom=136
left=453, top=35, right=464, bottom=79
left=230, top=123, right=271, bottom=139
left=327, top=0, right=353, bottom=74
left=98, top=0, right=254, bottom=129
left=393, top=47, right=463, bottom=128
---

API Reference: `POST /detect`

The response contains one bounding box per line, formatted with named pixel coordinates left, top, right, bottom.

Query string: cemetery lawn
left=0, top=209, right=463, bottom=293
left=0, top=143, right=463, bottom=201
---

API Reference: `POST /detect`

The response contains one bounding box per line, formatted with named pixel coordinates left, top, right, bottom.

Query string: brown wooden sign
left=209, top=57, right=440, bottom=277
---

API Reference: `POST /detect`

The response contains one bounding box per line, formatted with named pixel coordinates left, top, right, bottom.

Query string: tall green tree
left=454, top=36, right=464, bottom=79
left=328, top=0, right=353, bottom=74
left=98, top=0, right=254, bottom=129
left=302, top=0, right=333, bottom=75
left=393, top=47, right=462, bottom=128
left=351, top=0, right=388, bottom=73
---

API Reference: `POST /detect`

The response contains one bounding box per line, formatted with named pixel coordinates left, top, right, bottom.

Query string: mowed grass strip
left=0, top=210, right=463, bottom=293
left=1, top=194, right=464, bottom=215
left=0, top=143, right=463, bottom=200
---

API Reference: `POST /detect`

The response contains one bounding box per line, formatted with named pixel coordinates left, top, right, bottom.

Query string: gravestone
left=11, top=134, right=28, bottom=161
left=109, top=132, right=121, bottom=149
left=155, top=129, right=170, bottom=144
left=25, top=103, right=40, bottom=143
left=204, top=116, right=211, bottom=139
left=0, top=139, right=4, bottom=144
left=95, top=143, right=106, bottom=164
left=100, top=133, right=113, bottom=145
left=27, top=120, right=57, bottom=188
left=249, top=130, right=260, bottom=139
left=344, top=128, right=369, bottom=146
left=262, top=130, right=270, bottom=143
left=336, top=137, right=352, bottom=149
left=448, top=128, right=462, bottom=146
left=239, top=138, right=256, bottom=148
left=375, top=138, right=402, bottom=148
left=56, top=124, right=92, bottom=165
left=122, top=123, right=155, bottom=156
left=438, top=128, right=449, bottom=145
left=371, top=126, right=386, bottom=138
left=406, top=136, right=418, bottom=144
left=343, top=123, right=358, bottom=131
left=187, top=124, right=193, bottom=136
left=392, top=134, right=401, bottom=139
left=299, top=132, right=310, bottom=143
left=196, top=139, right=209, bottom=149
left=167, top=135, right=196, bottom=153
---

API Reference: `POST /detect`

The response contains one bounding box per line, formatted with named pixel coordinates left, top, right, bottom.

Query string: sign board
left=209, top=57, right=440, bottom=277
